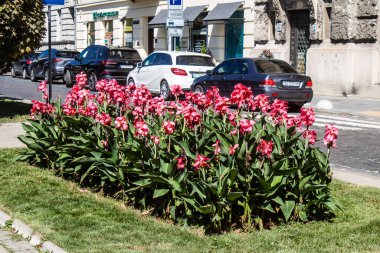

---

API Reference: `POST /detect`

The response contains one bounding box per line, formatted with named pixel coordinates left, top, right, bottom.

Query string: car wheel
left=160, top=80, right=173, bottom=101
left=64, top=70, right=73, bottom=88
left=11, top=67, right=16, bottom=77
left=127, top=78, right=135, bottom=86
left=22, top=68, right=28, bottom=79
left=194, top=85, right=205, bottom=94
left=88, top=72, right=97, bottom=91
left=30, top=69, right=37, bottom=82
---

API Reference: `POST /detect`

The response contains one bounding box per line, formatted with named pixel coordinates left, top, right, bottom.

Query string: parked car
left=30, top=49, right=79, bottom=82
left=64, top=45, right=142, bottom=90
left=190, top=58, right=313, bottom=108
left=11, top=52, right=41, bottom=79
left=127, top=51, right=216, bottom=100
left=0, top=62, right=11, bottom=75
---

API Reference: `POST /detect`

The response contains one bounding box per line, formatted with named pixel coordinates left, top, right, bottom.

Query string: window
left=142, top=54, right=157, bottom=67
left=109, top=50, right=141, bottom=60
left=231, top=59, right=249, bottom=74
left=213, top=60, right=234, bottom=75
left=87, top=22, right=95, bottom=46
left=254, top=60, right=298, bottom=74
left=176, top=56, right=215, bottom=66
left=104, top=21, right=114, bottom=46
left=56, top=10, right=62, bottom=41
left=153, top=53, right=172, bottom=65
left=79, top=48, right=90, bottom=59
left=123, top=18, right=133, bottom=48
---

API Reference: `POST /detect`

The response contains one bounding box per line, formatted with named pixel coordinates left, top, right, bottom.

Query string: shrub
left=18, top=76, right=339, bottom=232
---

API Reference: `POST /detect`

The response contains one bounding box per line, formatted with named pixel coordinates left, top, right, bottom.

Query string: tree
left=0, top=0, right=45, bottom=68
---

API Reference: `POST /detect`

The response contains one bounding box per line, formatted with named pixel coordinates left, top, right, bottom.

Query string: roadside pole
left=48, top=5, right=52, bottom=103
left=42, top=0, right=64, bottom=103
left=166, top=0, right=184, bottom=51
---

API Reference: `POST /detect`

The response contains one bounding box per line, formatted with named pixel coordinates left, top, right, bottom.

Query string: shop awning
left=203, top=2, right=243, bottom=24
left=183, top=5, right=207, bottom=25
left=148, top=9, right=168, bottom=28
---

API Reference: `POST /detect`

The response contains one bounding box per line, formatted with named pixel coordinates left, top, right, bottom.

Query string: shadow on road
left=0, top=96, right=32, bottom=122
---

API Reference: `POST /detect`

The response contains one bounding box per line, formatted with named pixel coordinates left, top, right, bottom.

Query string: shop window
left=87, top=22, right=95, bottom=46
left=269, top=11, right=276, bottom=40
left=191, top=12, right=208, bottom=53
left=123, top=19, right=133, bottom=48
left=104, top=20, right=114, bottom=46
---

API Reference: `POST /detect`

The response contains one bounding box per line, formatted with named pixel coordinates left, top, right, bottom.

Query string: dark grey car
left=30, top=49, right=79, bottom=82
left=190, top=58, right=313, bottom=108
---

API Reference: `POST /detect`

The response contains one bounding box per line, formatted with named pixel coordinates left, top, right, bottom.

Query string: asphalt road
left=1, top=74, right=379, bottom=179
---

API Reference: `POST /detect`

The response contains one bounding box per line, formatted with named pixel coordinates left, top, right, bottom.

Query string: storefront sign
left=93, top=11, right=119, bottom=20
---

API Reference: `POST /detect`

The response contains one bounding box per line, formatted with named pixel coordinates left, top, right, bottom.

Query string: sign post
left=166, top=0, right=183, bottom=51
left=42, top=0, right=64, bottom=103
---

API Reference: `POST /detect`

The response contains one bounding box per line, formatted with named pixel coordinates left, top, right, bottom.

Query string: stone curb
left=0, top=210, right=67, bottom=253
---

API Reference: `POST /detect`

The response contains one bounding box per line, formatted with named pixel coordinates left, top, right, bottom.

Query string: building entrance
left=289, top=10, right=310, bottom=74
left=225, top=10, right=244, bottom=59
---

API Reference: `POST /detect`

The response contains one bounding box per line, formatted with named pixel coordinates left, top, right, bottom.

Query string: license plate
left=192, top=72, right=204, bottom=78
left=120, top=65, right=134, bottom=69
left=283, top=81, right=302, bottom=87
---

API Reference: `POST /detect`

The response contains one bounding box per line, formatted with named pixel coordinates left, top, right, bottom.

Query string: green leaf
left=227, top=192, right=243, bottom=202
left=280, top=200, right=295, bottom=222
left=153, top=188, right=170, bottom=199
left=197, top=205, right=213, bottom=214
left=160, top=162, right=174, bottom=176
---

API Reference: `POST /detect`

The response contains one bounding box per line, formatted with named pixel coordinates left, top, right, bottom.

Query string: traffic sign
left=167, top=0, right=182, bottom=10
left=168, top=28, right=183, bottom=37
left=168, top=10, right=183, bottom=19
left=42, top=0, right=64, bottom=5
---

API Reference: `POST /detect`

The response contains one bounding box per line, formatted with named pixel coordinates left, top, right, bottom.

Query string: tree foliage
left=0, top=0, right=45, bottom=66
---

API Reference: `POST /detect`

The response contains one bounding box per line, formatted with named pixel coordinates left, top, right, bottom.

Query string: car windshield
left=254, top=60, right=298, bottom=74
left=27, top=53, right=40, bottom=59
left=56, top=51, right=78, bottom=58
left=176, top=56, right=215, bottom=66
left=109, top=50, right=141, bottom=60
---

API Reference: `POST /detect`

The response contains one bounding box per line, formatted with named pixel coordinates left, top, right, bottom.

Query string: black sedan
left=191, top=58, right=313, bottom=108
left=64, top=45, right=142, bottom=90
left=11, top=52, right=41, bottom=79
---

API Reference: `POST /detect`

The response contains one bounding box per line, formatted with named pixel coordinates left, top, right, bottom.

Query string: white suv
left=127, top=51, right=216, bottom=100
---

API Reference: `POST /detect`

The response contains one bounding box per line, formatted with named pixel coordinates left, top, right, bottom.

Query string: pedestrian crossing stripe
left=315, top=117, right=380, bottom=130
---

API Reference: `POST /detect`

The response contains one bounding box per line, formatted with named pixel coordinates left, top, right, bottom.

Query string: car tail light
left=171, top=68, right=187, bottom=76
left=306, top=80, right=313, bottom=88
left=101, top=60, right=118, bottom=65
left=259, top=78, right=276, bottom=87
left=26, top=60, right=32, bottom=65
left=54, top=58, right=63, bottom=63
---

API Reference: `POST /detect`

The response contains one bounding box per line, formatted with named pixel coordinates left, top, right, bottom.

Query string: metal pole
left=48, top=5, right=52, bottom=104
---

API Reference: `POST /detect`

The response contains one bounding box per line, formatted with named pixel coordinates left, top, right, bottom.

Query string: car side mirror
left=206, top=70, right=213, bottom=76
left=74, top=55, right=80, bottom=61
left=137, top=62, right=142, bottom=68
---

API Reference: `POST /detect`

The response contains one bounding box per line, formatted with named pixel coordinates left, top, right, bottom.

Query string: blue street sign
left=170, top=0, right=181, bottom=5
left=42, top=0, right=64, bottom=5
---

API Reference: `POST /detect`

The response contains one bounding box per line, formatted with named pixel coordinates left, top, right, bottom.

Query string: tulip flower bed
left=18, top=74, right=339, bottom=232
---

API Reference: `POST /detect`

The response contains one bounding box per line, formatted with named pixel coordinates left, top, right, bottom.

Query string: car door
left=150, top=53, right=172, bottom=92
left=34, top=50, right=48, bottom=77
left=230, top=59, right=252, bottom=88
left=135, top=53, right=157, bottom=88
left=207, top=59, right=235, bottom=96
left=71, top=47, right=90, bottom=75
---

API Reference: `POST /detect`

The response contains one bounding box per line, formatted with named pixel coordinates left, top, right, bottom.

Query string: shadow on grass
left=0, top=97, right=32, bottom=123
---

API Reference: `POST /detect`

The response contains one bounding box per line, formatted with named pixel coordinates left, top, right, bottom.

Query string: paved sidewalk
left=0, top=123, right=25, bottom=149
left=0, top=230, right=38, bottom=253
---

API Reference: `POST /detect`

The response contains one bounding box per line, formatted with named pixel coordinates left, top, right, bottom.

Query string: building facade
left=40, top=0, right=76, bottom=50
left=251, top=0, right=380, bottom=97
left=44, top=0, right=380, bottom=98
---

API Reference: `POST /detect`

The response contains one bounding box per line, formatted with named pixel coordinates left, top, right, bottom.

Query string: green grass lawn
left=0, top=99, right=31, bottom=123
left=0, top=148, right=379, bottom=253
